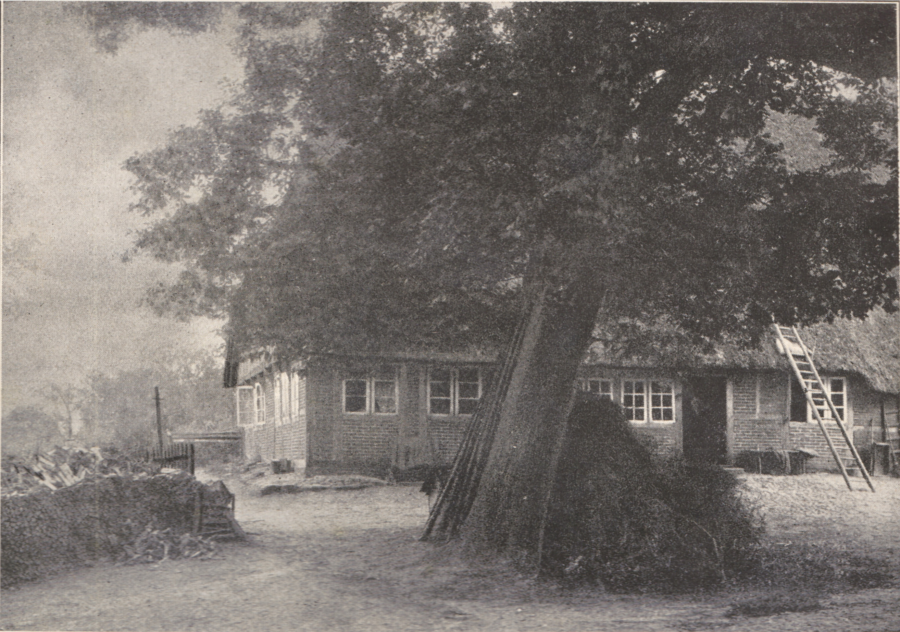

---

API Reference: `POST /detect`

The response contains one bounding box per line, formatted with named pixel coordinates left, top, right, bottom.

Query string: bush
left=541, top=393, right=764, bottom=592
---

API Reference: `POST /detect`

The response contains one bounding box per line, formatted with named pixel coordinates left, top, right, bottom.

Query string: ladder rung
left=774, top=322, right=874, bottom=492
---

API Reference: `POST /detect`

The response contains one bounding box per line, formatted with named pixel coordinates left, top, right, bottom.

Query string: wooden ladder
left=773, top=324, right=875, bottom=492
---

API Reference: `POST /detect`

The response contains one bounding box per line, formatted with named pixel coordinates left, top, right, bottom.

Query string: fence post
left=155, top=387, right=164, bottom=449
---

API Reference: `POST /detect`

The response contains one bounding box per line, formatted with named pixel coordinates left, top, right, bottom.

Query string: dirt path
left=2, top=472, right=899, bottom=632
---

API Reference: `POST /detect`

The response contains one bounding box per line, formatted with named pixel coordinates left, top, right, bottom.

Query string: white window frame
left=622, top=379, right=675, bottom=424
left=236, top=386, right=254, bottom=427
left=275, top=371, right=293, bottom=426
left=578, top=378, right=613, bottom=400
left=273, top=373, right=283, bottom=425
left=342, top=372, right=398, bottom=415
left=428, top=367, right=482, bottom=416
left=254, top=382, right=266, bottom=425
left=809, top=376, right=847, bottom=424
left=291, top=372, right=304, bottom=417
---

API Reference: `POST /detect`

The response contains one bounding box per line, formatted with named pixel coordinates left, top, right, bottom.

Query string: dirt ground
left=2, top=469, right=899, bottom=632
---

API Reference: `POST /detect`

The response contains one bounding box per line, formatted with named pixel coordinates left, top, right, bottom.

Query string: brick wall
left=307, top=369, right=335, bottom=462
left=789, top=422, right=854, bottom=471
left=240, top=372, right=308, bottom=468
left=339, top=415, right=400, bottom=463
left=733, top=416, right=785, bottom=453
left=732, top=374, right=756, bottom=418
left=728, top=371, right=894, bottom=472
left=632, top=424, right=678, bottom=453
left=428, top=418, right=470, bottom=463
left=731, top=373, right=789, bottom=454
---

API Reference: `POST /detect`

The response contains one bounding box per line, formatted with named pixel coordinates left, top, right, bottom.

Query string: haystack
left=541, top=393, right=762, bottom=591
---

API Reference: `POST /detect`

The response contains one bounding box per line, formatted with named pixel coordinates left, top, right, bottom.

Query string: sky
left=2, top=3, right=245, bottom=414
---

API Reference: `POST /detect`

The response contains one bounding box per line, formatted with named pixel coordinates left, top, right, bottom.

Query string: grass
left=745, top=541, right=897, bottom=592
left=727, top=591, right=823, bottom=618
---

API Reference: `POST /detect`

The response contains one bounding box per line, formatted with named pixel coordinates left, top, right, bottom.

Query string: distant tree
left=85, top=4, right=897, bottom=557
left=82, top=350, right=232, bottom=452
left=1, top=407, right=63, bottom=457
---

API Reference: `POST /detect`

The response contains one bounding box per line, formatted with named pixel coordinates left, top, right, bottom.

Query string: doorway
left=682, top=377, right=728, bottom=465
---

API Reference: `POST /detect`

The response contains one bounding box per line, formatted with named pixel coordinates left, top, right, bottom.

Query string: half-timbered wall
left=239, top=368, right=308, bottom=469
left=233, top=355, right=893, bottom=474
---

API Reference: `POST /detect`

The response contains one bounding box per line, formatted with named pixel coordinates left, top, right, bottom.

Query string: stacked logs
left=121, top=526, right=218, bottom=564
left=1, top=458, right=243, bottom=586
left=1, top=447, right=160, bottom=497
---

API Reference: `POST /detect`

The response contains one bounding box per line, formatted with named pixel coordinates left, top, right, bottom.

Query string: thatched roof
left=226, top=311, right=898, bottom=395
left=585, top=309, right=900, bottom=395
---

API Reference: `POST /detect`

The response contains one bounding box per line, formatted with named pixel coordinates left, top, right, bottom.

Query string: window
left=274, top=373, right=283, bottom=423
left=578, top=379, right=612, bottom=400
left=822, top=377, right=846, bottom=422
left=623, top=380, right=674, bottom=423
left=342, top=370, right=398, bottom=415
left=254, top=382, right=266, bottom=424
left=290, top=372, right=305, bottom=417
left=623, top=380, right=646, bottom=422
left=275, top=372, right=294, bottom=425
left=373, top=378, right=397, bottom=414
left=650, top=381, right=674, bottom=421
left=791, top=376, right=847, bottom=423
left=429, top=367, right=482, bottom=416
left=236, top=386, right=254, bottom=427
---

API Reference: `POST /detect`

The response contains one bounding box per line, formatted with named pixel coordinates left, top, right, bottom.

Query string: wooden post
left=155, top=387, right=165, bottom=449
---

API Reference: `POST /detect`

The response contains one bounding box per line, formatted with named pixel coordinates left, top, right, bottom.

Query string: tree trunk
left=459, top=271, right=604, bottom=558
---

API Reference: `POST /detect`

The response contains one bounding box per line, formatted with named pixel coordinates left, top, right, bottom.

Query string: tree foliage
left=71, top=2, right=223, bottom=53
left=105, top=3, right=897, bottom=361
left=1, top=407, right=64, bottom=457
left=81, top=350, right=232, bottom=453
left=85, top=3, right=898, bottom=564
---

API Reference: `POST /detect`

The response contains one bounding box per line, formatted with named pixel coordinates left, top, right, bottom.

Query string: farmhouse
left=225, top=311, right=899, bottom=476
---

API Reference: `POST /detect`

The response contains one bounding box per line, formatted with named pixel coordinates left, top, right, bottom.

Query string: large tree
left=89, top=4, right=897, bottom=557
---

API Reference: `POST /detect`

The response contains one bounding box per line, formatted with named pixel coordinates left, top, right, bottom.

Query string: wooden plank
left=224, top=509, right=247, bottom=540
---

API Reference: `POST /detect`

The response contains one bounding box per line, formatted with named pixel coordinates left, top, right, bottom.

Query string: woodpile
left=1, top=447, right=159, bottom=497
left=121, top=526, right=218, bottom=564
left=192, top=480, right=246, bottom=540
left=1, top=450, right=244, bottom=586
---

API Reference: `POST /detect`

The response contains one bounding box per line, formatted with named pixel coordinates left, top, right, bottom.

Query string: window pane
left=458, top=399, right=479, bottom=415
left=431, top=381, right=451, bottom=398
left=345, top=380, right=366, bottom=398
left=431, top=368, right=451, bottom=382
left=346, top=397, right=367, bottom=413
left=599, top=381, right=612, bottom=399
left=431, top=398, right=451, bottom=415
left=458, top=382, right=480, bottom=399
left=373, top=380, right=397, bottom=414
left=458, top=368, right=479, bottom=383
